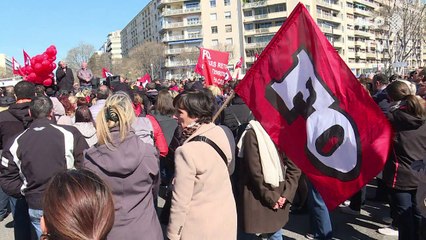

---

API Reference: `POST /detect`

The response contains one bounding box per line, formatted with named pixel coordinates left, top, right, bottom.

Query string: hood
left=84, top=131, right=147, bottom=176
left=8, top=102, right=32, bottom=128
left=73, top=122, right=97, bottom=138
left=389, top=106, right=425, bottom=131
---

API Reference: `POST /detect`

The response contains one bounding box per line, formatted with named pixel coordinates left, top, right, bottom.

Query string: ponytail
left=404, top=95, right=426, bottom=118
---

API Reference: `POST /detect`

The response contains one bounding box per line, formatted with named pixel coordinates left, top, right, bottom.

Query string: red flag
left=194, top=47, right=231, bottom=86
left=235, top=57, right=243, bottom=69
left=12, top=57, right=24, bottom=76
left=235, top=3, right=392, bottom=209
left=102, top=68, right=113, bottom=78
left=23, top=50, right=31, bottom=67
left=254, top=53, right=259, bottom=61
left=138, top=73, right=151, bottom=83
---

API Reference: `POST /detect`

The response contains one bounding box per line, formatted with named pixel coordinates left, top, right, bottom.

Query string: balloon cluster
left=21, top=45, right=57, bottom=86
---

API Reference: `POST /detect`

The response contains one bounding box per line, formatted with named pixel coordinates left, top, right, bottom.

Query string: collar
left=184, top=123, right=216, bottom=144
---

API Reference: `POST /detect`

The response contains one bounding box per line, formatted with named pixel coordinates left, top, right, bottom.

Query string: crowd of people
left=0, top=61, right=424, bottom=240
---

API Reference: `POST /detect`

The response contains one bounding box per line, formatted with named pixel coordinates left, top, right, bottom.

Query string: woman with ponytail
left=83, top=91, right=163, bottom=240
left=383, top=80, right=426, bottom=240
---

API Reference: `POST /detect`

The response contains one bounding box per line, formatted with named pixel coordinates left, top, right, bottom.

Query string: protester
left=0, top=95, right=88, bottom=239
left=90, top=85, right=110, bottom=119
left=57, top=95, right=76, bottom=125
left=77, top=62, right=93, bottom=89
left=55, top=61, right=74, bottom=92
left=73, top=105, right=97, bottom=147
left=0, top=81, right=35, bottom=240
left=83, top=91, right=163, bottom=240
left=41, top=169, right=114, bottom=240
left=382, top=80, right=426, bottom=240
left=167, top=90, right=237, bottom=240
left=236, top=120, right=301, bottom=240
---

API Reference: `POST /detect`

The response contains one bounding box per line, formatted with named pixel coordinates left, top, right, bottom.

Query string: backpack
left=132, top=117, right=154, bottom=145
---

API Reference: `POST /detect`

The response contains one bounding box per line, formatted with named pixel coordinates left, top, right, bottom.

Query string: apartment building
left=0, top=54, right=13, bottom=77
left=121, top=0, right=161, bottom=57
left=128, top=0, right=426, bottom=79
left=106, top=31, right=123, bottom=62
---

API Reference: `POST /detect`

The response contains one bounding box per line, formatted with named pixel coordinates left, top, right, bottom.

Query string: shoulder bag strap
left=188, top=136, right=228, bottom=166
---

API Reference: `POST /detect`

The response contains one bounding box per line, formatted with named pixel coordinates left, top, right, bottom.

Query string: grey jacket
left=83, top=129, right=163, bottom=240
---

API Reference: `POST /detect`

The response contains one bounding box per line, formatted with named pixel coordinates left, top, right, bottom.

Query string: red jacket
left=146, top=114, right=168, bottom=157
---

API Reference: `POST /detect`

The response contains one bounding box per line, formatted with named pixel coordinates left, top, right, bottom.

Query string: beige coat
left=167, top=123, right=237, bottom=240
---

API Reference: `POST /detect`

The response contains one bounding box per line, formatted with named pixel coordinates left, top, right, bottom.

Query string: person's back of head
left=30, top=96, right=53, bottom=119
left=42, top=169, right=114, bottom=240
left=14, top=81, right=35, bottom=100
left=97, top=85, right=111, bottom=100
left=35, top=85, right=46, bottom=97
left=146, top=82, right=156, bottom=91
left=387, top=80, right=426, bottom=118
left=75, top=105, right=94, bottom=123
left=155, top=89, right=175, bottom=116
left=373, top=73, right=389, bottom=85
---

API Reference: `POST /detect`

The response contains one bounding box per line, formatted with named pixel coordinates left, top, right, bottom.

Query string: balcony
left=354, top=30, right=374, bottom=39
left=245, top=56, right=257, bottom=63
left=354, top=8, right=372, bottom=17
left=244, top=11, right=287, bottom=22
left=366, top=52, right=376, bottom=59
left=165, top=60, right=198, bottom=68
left=165, top=47, right=197, bottom=55
left=355, top=51, right=367, bottom=59
left=243, top=1, right=268, bottom=9
left=158, top=0, right=186, bottom=8
left=316, top=0, right=341, bottom=11
left=161, top=20, right=202, bottom=30
left=317, top=13, right=341, bottom=23
left=245, top=42, right=269, bottom=49
left=162, top=33, right=202, bottom=42
left=353, top=0, right=377, bottom=9
left=162, top=7, right=201, bottom=17
left=319, top=26, right=342, bottom=35
left=347, top=51, right=356, bottom=58
left=332, top=41, right=344, bottom=48
left=355, top=41, right=367, bottom=49
left=244, top=26, right=281, bottom=35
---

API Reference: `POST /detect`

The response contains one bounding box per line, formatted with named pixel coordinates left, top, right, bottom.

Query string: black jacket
left=55, top=67, right=74, bottom=92
left=220, top=95, right=253, bottom=136
left=0, top=102, right=32, bottom=149
left=383, top=104, right=426, bottom=190
left=0, top=118, right=89, bottom=209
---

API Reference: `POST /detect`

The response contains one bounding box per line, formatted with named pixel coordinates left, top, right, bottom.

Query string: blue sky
left=0, top=0, right=149, bottom=63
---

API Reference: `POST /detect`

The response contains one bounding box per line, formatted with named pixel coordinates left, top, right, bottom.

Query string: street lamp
left=150, top=63, right=154, bottom=79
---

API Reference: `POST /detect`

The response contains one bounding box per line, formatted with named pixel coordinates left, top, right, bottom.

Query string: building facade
left=0, top=54, right=13, bottom=78
left=124, top=0, right=426, bottom=79
left=106, top=31, right=123, bottom=62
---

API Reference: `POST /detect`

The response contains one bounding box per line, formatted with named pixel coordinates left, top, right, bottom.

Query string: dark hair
left=146, top=82, right=156, bottom=90
left=59, top=96, right=75, bottom=116
left=30, top=96, right=53, bottom=119
left=14, top=81, right=35, bottom=100
left=75, top=106, right=94, bottom=123
left=373, top=73, right=389, bottom=85
left=77, top=97, right=88, bottom=107
left=34, top=85, right=46, bottom=97
left=387, top=81, right=426, bottom=118
left=389, top=74, right=399, bottom=83
left=42, top=169, right=114, bottom=240
left=97, top=85, right=110, bottom=100
left=155, top=89, right=175, bottom=115
left=173, top=90, right=215, bottom=124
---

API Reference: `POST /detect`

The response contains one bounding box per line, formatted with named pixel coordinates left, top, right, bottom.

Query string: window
left=225, top=24, right=232, bottom=32
left=212, top=39, right=218, bottom=46
left=224, top=0, right=230, bottom=6
left=226, top=38, right=233, bottom=45
left=210, top=13, right=217, bottom=21
left=225, top=11, right=231, bottom=19
left=210, top=0, right=216, bottom=7
left=187, top=17, right=200, bottom=25
left=244, top=11, right=253, bottom=17
left=211, top=26, right=218, bottom=34
left=244, top=24, right=253, bottom=30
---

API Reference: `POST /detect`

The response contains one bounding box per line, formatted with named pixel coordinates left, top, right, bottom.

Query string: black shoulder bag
left=188, top=136, right=228, bottom=166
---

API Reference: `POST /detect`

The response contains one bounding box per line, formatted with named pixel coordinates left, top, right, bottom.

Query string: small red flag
left=23, top=50, right=31, bottom=67
left=235, top=57, right=243, bottom=69
left=137, top=73, right=151, bottom=86
left=102, top=68, right=113, bottom=78
left=12, top=57, right=24, bottom=76
left=235, top=3, right=392, bottom=209
left=194, top=47, right=231, bottom=86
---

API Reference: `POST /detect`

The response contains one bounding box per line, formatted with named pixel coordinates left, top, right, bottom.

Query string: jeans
left=12, top=198, right=35, bottom=240
left=0, top=188, right=9, bottom=219
left=238, top=229, right=284, bottom=240
left=28, top=208, right=43, bottom=239
left=389, top=189, right=422, bottom=240
left=308, top=183, right=332, bottom=240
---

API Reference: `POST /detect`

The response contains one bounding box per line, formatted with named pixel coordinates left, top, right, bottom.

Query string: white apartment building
left=106, top=31, right=123, bottom=62
left=0, top=54, right=13, bottom=77
left=126, top=0, right=426, bottom=79
left=121, top=0, right=161, bottom=56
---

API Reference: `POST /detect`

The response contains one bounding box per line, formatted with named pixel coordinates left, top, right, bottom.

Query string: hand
left=277, top=197, right=286, bottom=208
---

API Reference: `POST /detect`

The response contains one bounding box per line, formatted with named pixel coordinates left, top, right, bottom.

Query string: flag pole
left=212, top=90, right=235, bottom=122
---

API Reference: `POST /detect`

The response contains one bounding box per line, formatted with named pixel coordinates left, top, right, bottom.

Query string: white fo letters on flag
left=268, top=49, right=361, bottom=181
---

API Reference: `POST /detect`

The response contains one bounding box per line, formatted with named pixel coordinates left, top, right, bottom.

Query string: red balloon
left=42, top=53, right=49, bottom=61
left=33, top=63, right=43, bottom=73
left=43, top=78, right=53, bottom=87
left=48, top=73, right=54, bottom=79
left=30, top=58, right=36, bottom=66
left=26, top=73, right=37, bottom=81
left=45, top=45, right=57, bottom=57
left=51, top=62, right=57, bottom=70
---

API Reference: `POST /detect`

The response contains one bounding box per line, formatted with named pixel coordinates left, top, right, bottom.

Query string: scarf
left=180, top=122, right=201, bottom=144
left=237, top=120, right=284, bottom=188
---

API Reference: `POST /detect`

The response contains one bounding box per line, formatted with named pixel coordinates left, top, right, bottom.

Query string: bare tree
left=374, top=0, right=426, bottom=74
left=64, top=43, right=96, bottom=70
left=88, top=52, right=112, bottom=78
left=0, top=67, right=13, bottom=79
left=119, top=42, right=165, bottom=80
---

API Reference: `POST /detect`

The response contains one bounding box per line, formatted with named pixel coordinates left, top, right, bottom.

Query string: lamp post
left=150, top=63, right=154, bottom=79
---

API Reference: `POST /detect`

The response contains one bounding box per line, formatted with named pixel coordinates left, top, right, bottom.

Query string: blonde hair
left=96, top=91, right=135, bottom=147
left=208, top=85, right=222, bottom=97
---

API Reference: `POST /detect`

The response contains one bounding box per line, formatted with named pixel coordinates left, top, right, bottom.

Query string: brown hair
left=387, top=80, right=426, bottom=118
left=173, top=90, right=215, bottom=124
left=155, top=89, right=175, bottom=116
left=59, top=96, right=75, bottom=116
left=75, top=106, right=94, bottom=123
left=42, top=169, right=114, bottom=240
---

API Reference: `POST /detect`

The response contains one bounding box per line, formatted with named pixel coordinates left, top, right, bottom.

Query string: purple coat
left=83, top=129, right=163, bottom=240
